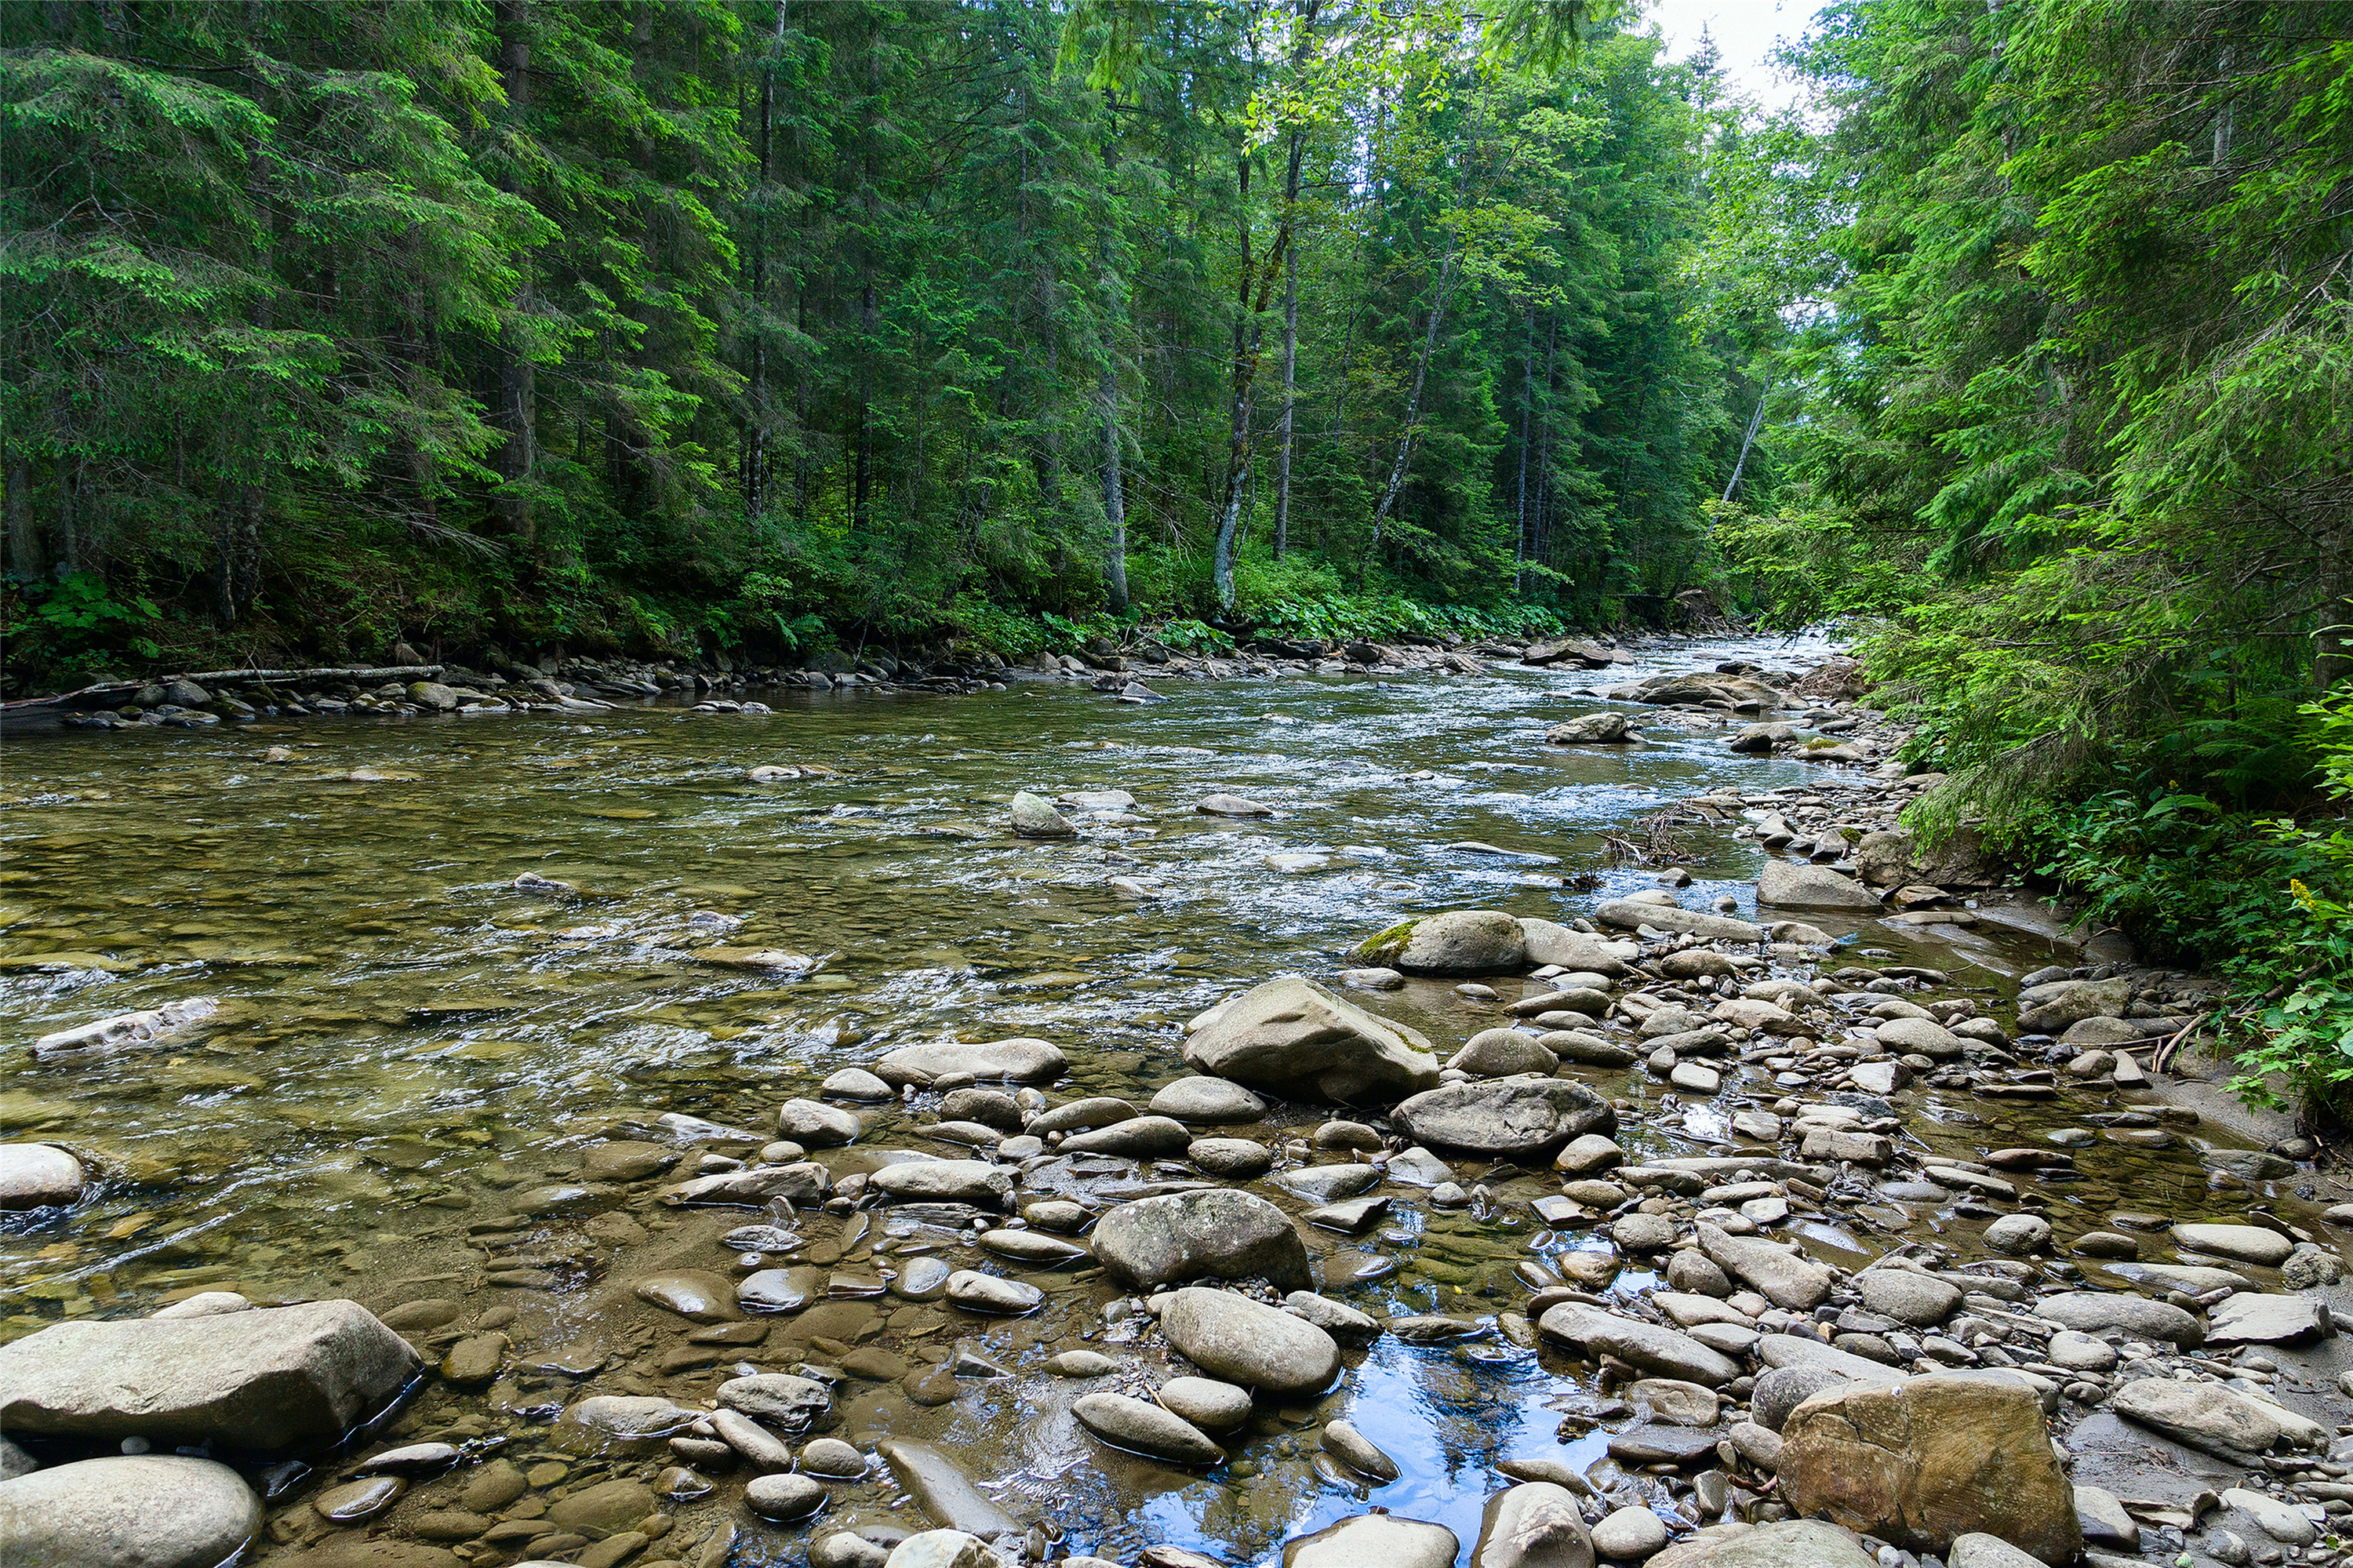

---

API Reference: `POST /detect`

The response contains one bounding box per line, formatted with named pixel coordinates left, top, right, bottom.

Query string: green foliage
left=3, top=574, right=164, bottom=667
left=1, top=1, right=1762, bottom=683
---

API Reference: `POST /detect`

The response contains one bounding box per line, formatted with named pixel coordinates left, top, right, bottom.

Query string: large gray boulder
left=2016, top=977, right=2133, bottom=1035
left=1182, top=977, right=1440, bottom=1103
left=0, top=1299, right=420, bottom=1450
left=871, top=1038, right=1067, bottom=1087
left=1158, top=1287, right=1340, bottom=1396
left=1593, top=900, right=1765, bottom=942
left=1351, top=909, right=1529, bottom=973
left=0, top=1456, right=260, bottom=1568
left=1089, top=1189, right=1312, bottom=1292
left=0, top=1143, right=85, bottom=1208
left=2034, top=1290, right=2202, bottom=1348
left=1544, top=713, right=1635, bottom=744
left=1755, top=862, right=1879, bottom=910
left=1517, top=919, right=1635, bottom=976
left=1392, top=1076, right=1614, bottom=1157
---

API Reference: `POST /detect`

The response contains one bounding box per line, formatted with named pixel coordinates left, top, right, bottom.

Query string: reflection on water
left=0, top=632, right=2261, bottom=1562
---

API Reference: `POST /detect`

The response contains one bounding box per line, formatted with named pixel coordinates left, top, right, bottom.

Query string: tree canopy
left=2, top=0, right=1753, bottom=670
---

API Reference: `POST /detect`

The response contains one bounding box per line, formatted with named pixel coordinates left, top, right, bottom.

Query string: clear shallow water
left=0, top=631, right=2247, bottom=1564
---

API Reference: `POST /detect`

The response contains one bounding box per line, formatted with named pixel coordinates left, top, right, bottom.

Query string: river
left=0, top=631, right=2299, bottom=1567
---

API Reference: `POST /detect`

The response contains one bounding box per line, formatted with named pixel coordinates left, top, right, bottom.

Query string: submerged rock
left=31, top=996, right=220, bottom=1059
left=873, top=1037, right=1067, bottom=1086
left=878, top=1441, right=1022, bottom=1538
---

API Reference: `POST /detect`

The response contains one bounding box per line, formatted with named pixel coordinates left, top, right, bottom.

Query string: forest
left=0, top=0, right=1763, bottom=671
left=3, top=2, right=2351, bottom=1092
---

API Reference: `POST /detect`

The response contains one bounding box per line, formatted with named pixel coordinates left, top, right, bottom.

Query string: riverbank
left=2, top=635, right=2342, bottom=1568
left=9, top=629, right=1643, bottom=733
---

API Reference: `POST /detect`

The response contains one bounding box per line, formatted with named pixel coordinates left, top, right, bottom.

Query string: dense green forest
left=4, top=3, right=2351, bottom=1093
left=0, top=0, right=1762, bottom=672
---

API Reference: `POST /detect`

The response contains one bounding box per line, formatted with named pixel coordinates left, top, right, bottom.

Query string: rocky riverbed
left=2, top=635, right=2347, bottom=1568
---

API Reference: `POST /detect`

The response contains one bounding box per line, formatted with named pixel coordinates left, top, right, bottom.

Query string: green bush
left=1984, top=700, right=2353, bottom=1115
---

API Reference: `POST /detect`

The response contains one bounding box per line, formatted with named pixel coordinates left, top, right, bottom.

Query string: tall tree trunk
left=1533, top=315, right=1558, bottom=569
left=1366, top=251, right=1459, bottom=558
left=1514, top=304, right=1534, bottom=592
left=1274, top=238, right=1298, bottom=561
left=1102, top=355, right=1128, bottom=614
left=5, top=444, right=38, bottom=581
left=854, top=278, right=875, bottom=536
left=493, top=0, right=535, bottom=550
left=218, top=485, right=260, bottom=624
left=1211, top=5, right=1315, bottom=612
left=1722, top=380, right=1769, bottom=503
left=56, top=459, right=82, bottom=580
left=2318, top=551, right=2353, bottom=693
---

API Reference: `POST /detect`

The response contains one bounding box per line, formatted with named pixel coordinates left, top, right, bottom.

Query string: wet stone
left=888, top=1257, right=954, bottom=1301
left=747, top=1472, right=828, bottom=1520
left=1188, top=1137, right=1274, bottom=1178
left=315, top=1475, right=405, bottom=1523
left=635, top=1271, right=743, bottom=1322
left=1074, top=1391, right=1224, bottom=1464
left=944, top=1271, right=1042, bottom=1314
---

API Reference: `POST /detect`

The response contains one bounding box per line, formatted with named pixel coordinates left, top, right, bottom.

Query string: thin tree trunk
left=1533, top=315, right=1558, bottom=568
left=1514, top=304, right=1533, bottom=592
left=5, top=438, right=39, bottom=581
left=1102, top=355, right=1128, bottom=615
left=2318, top=551, right=2353, bottom=693
left=56, top=460, right=82, bottom=580
left=1275, top=238, right=1298, bottom=561
left=1211, top=6, right=1315, bottom=613
left=1367, top=251, right=1460, bottom=556
left=1722, top=380, right=1769, bottom=503
left=493, top=0, right=535, bottom=550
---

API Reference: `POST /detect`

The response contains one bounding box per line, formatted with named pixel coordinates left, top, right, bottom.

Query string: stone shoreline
left=19, top=629, right=1760, bottom=731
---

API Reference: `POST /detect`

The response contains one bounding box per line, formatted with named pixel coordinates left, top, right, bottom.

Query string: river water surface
left=0, top=632, right=2259, bottom=1565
